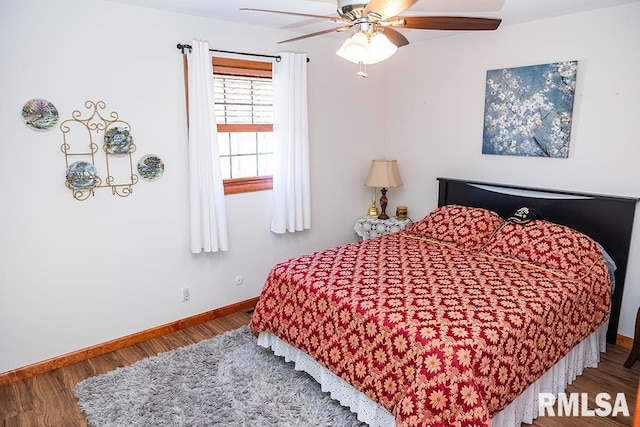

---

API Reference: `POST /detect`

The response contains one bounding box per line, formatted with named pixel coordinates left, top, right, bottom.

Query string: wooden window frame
left=213, top=57, right=273, bottom=195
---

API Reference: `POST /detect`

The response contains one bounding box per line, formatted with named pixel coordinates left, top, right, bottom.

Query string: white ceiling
left=107, top=0, right=640, bottom=44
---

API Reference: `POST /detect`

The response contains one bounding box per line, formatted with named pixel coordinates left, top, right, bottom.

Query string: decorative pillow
left=481, top=220, right=603, bottom=280
left=406, top=205, right=505, bottom=250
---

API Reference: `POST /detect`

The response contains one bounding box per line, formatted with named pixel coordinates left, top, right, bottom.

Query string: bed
left=250, top=178, right=638, bottom=426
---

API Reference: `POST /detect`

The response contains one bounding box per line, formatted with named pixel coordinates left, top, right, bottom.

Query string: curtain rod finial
left=177, top=43, right=192, bottom=54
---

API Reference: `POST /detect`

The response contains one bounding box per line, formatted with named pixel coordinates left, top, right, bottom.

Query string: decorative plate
left=22, top=98, right=59, bottom=131
left=137, top=154, right=164, bottom=181
left=104, top=127, right=133, bottom=155
left=66, top=161, right=98, bottom=190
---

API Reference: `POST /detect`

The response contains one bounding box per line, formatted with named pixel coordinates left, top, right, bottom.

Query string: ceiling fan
left=241, top=0, right=501, bottom=76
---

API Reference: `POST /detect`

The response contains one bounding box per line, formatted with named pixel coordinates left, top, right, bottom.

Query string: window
left=212, top=57, right=273, bottom=195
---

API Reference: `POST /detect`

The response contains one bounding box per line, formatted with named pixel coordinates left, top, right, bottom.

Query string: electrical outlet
left=181, top=286, right=190, bottom=302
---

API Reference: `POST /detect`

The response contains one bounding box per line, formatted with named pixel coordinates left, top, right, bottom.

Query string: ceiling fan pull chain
left=357, top=62, right=368, bottom=78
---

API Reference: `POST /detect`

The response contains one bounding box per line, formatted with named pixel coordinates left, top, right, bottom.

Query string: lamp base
left=377, top=187, right=389, bottom=220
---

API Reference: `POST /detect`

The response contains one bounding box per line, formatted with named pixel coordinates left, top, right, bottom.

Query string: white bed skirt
left=257, top=321, right=608, bottom=427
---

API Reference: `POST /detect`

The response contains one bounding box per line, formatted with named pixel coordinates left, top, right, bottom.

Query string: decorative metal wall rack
left=60, top=100, right=139, bottom=201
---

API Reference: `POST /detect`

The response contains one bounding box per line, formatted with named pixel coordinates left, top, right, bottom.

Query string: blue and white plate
left=104, top=127, right=133, bottom=155
left=22, top=99, right=58, bottom=131
left=137, top=154, right=164, bottom=181
left=66, top=161, right=98, bottom=189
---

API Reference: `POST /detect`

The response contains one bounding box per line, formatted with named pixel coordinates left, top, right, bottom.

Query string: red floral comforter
left=250, top=232, right=611, bottom=426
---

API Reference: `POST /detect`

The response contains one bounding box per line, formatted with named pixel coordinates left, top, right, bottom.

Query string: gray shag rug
left=75, top=326, right=366, bottom=426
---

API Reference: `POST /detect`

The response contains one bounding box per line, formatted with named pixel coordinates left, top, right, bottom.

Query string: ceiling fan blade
left=391, top=16, right=502, bottom=31
left=278, top=26, right=352, bottom=44
left=240, top=8, right=339, bottom=21
left=382, top=27, right=409, bottom=47
left=364, top=0, right=418, bottom=20
left=409, top=0, right=504, bottom=12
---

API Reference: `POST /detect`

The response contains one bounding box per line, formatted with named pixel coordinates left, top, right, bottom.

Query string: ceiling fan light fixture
left=335, top=31, right=397, bottom=65
left=336, top=31, right=369, bottom=64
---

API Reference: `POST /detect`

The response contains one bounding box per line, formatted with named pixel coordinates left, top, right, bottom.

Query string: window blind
left=213, top=75, right=273, bottom=124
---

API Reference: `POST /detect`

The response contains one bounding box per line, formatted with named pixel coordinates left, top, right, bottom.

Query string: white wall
left=385, top=4, right=640, bottom=338
left=0, top=0, right=387, bottom=373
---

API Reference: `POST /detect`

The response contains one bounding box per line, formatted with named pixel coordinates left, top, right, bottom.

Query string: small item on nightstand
left=367, top=200, right=379, bottom=216
left=396, top=206, right=408, bottom=220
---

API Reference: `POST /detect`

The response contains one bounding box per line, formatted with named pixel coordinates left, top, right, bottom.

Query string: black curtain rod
left=176, top=43, right=309, bottom=62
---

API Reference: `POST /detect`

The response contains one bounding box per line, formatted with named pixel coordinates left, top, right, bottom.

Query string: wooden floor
left=0, top=311, right=637, bottom=426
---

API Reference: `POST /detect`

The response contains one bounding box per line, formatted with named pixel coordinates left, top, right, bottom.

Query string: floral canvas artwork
left=482, top=61, right=578, bottom=157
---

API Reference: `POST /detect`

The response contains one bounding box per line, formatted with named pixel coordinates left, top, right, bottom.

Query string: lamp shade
left=336, top=32, right=369, bottom=64
left=336, top=32, right=398, bottom=65
left=365, top=33, right=398, bottom=64
left=365, top=160, right=403, bottom=188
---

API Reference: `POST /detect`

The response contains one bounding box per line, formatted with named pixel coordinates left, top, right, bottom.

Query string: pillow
left=405, top=205, right=505, bottom=250
left=481, top=220, right=603, bottom=280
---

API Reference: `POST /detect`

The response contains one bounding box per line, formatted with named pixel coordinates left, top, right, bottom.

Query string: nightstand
left=354, top=216, right=412, bottom=240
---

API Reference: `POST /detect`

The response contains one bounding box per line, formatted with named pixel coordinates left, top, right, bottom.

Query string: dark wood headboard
left=437, top=177, right=638, bottom=344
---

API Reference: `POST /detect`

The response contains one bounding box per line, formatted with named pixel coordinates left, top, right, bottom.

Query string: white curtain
left=270, top=52, right=311, bottom=234
left=186, top=40, right=229, bottom=252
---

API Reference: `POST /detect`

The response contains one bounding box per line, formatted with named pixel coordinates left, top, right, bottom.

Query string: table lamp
left=365, top=160, right=403, bottom=220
